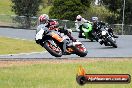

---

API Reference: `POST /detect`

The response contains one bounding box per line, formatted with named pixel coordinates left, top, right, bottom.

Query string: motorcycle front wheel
left=74, top=44, right=88, bottom=57
left=107, top=37, right=118, bottom=48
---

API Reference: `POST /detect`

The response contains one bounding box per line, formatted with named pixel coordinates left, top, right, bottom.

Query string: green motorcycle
left=81, top=23, right=95, bottom=42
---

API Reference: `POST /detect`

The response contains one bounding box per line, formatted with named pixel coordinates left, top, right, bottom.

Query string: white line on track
left=0, top=51, right=47, bottom=57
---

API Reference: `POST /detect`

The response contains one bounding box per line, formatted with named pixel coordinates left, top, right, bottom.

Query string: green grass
left=0, top=0, right=51, bottom=15
left=0, top=0, right=51, bottom=26
left=0, top=0, right=14, bottom=15
left=0, top=36, right=43, bottom=54
left=0, top=59, right=132, bottom=88
left=0, top=0, right=14, bottom=25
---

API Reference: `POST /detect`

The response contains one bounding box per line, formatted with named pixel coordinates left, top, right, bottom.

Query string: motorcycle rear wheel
left=44, top=40, right=62, bottom=57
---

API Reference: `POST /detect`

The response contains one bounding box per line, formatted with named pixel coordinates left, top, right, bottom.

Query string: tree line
left=11, top=0, right=132, bottom=28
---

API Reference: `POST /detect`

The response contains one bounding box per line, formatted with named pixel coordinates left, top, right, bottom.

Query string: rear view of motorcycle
left=35, top=26, right=88, bottom=57
left=97, top=26, right=118, bottom=48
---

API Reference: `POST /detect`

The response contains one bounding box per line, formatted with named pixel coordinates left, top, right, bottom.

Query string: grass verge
left=0, top=0, right=14, bottom=15
left=0, top=58, right=131, bottom=88
left=0, top=36, right=43, bottom=55
left=0, top=0, right=51, bottom=15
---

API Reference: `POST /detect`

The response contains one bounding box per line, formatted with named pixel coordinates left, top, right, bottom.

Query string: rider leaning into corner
left=36, top=14, right=77, bottom=54
left=91, top=16, right=118, bottom=44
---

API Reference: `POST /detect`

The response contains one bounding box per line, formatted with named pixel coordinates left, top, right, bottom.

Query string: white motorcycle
left=35, top=25, right=88, bottom=57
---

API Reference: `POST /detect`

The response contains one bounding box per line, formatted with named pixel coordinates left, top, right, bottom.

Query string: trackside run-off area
left=0, top=58, right=132, bottom=88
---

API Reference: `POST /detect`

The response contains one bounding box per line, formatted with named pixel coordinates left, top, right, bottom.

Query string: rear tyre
left=43, top=40, right=62, bottom=57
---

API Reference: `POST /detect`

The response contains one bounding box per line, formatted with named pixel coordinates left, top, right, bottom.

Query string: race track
left=0, top=28, right=132, bottom=58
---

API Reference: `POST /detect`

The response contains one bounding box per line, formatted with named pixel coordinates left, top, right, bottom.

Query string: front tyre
left=44, top=40, right=62, bottom=57
left=108, top=37, right=117, bottom=48
left=74, top=44, right=88, bottom=57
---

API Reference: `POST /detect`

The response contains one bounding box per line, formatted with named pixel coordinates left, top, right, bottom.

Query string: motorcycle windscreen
left=51, top=32, right=63, bottom=42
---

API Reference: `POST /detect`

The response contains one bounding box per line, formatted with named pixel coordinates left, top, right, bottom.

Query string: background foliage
left=49, top=0, right=91, bottom=21
left=102, top=0, right=132, bottom=24
left=0, top=0, right=132, bottom=25
left=11, top=0, right=43, bottom=28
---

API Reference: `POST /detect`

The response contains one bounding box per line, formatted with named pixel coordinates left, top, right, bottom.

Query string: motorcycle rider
left=75, top=15, right=99, bottom=42
left=91, top=17, right=119, bottom=44
left=36, top=14, right=77, bottom=54
left=75, top=15, right=91, bottom=38
left=91, top=17, right=118, bottom=38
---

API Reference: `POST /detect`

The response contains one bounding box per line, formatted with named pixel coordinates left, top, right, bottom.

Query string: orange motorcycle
left=35, top=26, right=88, bottom=57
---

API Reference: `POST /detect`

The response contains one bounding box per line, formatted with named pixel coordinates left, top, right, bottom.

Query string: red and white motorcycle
left=35, top=25, right=88, bottom=57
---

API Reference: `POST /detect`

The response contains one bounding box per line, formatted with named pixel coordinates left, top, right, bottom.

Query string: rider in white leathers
left=75, top=15, right=90, bottom=38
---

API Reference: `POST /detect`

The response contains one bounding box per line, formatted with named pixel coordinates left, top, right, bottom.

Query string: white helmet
left=91, top=17, right=98, bottom=22
left=76, top=15, right=82, bottom=21
left=38, top=14, right=49, bottom=23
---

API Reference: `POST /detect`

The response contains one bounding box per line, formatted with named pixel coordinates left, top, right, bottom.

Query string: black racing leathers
left=92, top=21, right=118, bottom=40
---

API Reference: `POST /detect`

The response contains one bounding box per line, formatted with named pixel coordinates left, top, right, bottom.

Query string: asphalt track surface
left=0, top=27, right=132, bottom=59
